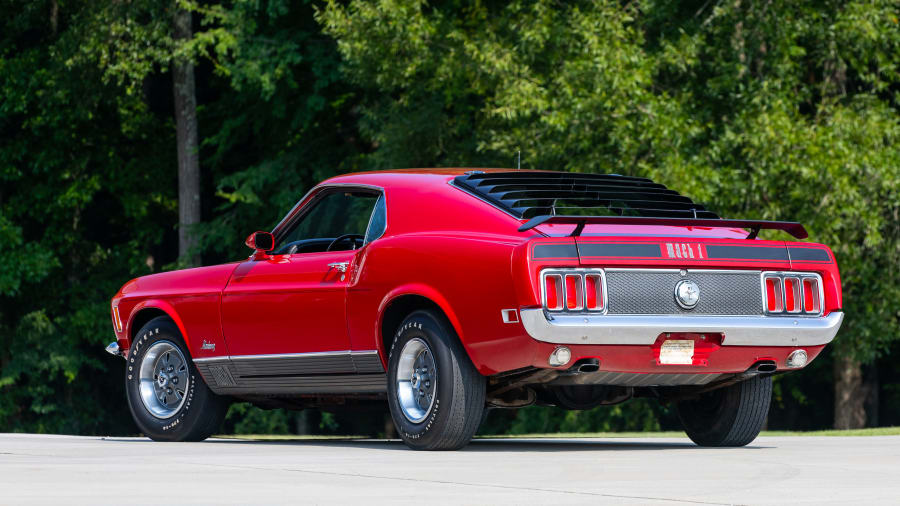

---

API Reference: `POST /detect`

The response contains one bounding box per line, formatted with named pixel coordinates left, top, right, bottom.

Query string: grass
left=218, top=427, right=900, bottom=441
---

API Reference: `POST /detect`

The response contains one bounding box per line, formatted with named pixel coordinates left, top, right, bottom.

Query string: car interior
left=272, top=190, right=385, bottom=255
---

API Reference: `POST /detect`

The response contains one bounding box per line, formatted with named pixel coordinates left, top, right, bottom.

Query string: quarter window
left=364, top=194, right=387, bottom=244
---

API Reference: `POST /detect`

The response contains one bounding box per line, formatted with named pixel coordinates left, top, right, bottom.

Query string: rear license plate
left=659, top=340, right=694, bottom=365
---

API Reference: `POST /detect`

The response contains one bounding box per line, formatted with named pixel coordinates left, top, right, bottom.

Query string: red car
left=108, top=169, right=843, bottom=449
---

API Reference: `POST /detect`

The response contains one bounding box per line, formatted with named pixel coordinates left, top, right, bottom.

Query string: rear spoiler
left=517, top=215, right=808, bottom=239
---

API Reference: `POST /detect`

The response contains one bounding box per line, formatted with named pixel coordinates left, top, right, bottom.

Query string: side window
left=364, top=194, right=387, bottom=244
left=274, top=190, right=380, bottom=254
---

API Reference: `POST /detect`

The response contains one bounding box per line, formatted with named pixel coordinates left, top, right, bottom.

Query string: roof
left=312, top=169, right=805, bottom=239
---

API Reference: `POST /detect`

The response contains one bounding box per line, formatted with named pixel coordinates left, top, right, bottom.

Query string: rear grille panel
left=604, top=269, right=763, bottom=316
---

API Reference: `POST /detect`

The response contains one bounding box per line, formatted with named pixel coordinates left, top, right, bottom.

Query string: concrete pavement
left=1, top=433, right=898, bottom=505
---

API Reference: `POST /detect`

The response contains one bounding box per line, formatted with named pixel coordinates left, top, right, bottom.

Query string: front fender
left=127, top=299, right=192, bottom=351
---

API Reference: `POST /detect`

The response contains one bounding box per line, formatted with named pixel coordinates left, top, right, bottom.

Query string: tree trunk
left=863, top=363, right=879, bottom=427
left=833, top=353, right=866, bottom=429
left=172, top=6, right=201, bottom=267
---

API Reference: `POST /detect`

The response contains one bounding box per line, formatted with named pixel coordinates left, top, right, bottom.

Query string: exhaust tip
left=571, top=358, right=600, bottom=373
left=754, top=361, right=777, bottom=373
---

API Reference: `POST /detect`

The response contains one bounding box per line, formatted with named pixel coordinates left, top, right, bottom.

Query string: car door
left=220, top=188, right=382, bottom=358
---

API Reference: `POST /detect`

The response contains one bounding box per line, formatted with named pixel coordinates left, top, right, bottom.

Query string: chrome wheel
left=138, top=340, right=189, bottom=419
left=396, top=338, right=437, bottom=423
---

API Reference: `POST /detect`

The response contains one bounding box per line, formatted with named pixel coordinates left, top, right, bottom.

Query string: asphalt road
left=1, top=433, right=898, bottom=505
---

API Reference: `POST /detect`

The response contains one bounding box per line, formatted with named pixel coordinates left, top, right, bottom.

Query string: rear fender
left=376, top=284, right=466, bottom=362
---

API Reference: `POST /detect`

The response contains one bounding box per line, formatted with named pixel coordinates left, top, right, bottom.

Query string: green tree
left=0, top=0, right=176, bottom=433
left=0, top=0, right=368, bottom=435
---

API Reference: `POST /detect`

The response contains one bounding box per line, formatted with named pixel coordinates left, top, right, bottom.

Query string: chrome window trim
left=363, top=193, right=388, bottom=246
left=271, top=183, right=386, bottom=243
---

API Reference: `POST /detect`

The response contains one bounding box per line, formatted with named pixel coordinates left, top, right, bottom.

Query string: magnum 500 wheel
left=125, top=316, right=228, bottom=442
left=387, top=310, right=486, bottom=450
left=676, top=375, right=772, bottom=447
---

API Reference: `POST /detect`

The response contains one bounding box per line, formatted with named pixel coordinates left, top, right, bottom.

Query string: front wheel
left=387, top=310, right=486, bottom=450
left=676, top=375, right=772, bottom=447
left=125, top=316, right=229, bottom=441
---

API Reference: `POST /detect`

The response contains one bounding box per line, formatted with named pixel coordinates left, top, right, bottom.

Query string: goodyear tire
left=676, top=375, right=772, bottom=447
left=125, top=316, right=229, bottom=442
left=387, top=310, right=486, bottom=450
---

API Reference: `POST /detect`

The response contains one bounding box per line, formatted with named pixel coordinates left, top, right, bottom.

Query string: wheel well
left=129, top=307, right=170, bottom=343
left=380, top=294, right=447, bottom=356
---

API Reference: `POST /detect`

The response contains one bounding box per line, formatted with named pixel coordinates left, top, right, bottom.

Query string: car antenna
left=517, top=150, right=521, bottom=170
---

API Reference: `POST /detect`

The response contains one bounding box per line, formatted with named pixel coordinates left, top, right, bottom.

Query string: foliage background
left=1, top=0, right=897, bottom=436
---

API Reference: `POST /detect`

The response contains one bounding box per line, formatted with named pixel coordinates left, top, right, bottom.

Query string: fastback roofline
left=518, top=215, right=808, bottom=239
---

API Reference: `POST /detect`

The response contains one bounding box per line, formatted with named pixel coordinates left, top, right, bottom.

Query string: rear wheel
left=125, top=316, right=229, bottom=442
left=387, top=310, right=486, bottom=450
left=676, top=375, right=772, bottom=447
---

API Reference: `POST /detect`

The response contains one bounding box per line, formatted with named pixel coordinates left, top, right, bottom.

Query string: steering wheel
left=326, top=234, right=365, bottom=252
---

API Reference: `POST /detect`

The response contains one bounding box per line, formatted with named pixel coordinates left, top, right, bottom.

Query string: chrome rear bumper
left=519, top=309, right=844, bottom=347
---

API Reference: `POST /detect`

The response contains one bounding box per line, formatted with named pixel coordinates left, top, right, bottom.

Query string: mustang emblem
left=200, top=340, right=215, bottom=351
left=674, top=279, right=700, bottom=309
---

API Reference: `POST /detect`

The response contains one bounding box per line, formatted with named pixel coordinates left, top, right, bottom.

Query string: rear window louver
left=453, top=171, right=720, bottom=220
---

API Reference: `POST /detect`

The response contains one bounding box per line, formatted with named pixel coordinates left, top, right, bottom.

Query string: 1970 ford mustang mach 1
left=107, top=169, right=843, bottom=450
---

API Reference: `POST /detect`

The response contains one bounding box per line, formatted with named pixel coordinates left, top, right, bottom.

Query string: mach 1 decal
left=665, top=242, right=704, bottom=259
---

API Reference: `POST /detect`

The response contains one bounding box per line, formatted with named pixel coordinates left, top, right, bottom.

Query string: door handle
left=328, top=261, right=349, bottom=272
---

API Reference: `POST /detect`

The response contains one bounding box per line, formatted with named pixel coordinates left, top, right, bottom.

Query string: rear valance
left=518, top=215, right=808, bottom=240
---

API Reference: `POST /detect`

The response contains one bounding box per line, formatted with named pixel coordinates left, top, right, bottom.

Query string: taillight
left=784, top=277, right=801, bottom=313
left=763, top=272, right=823, bottom=315
left=541, top=270, right=606, bottom=313
left=765, top=276, right=783, bottom=312
left=802, top=277, right=821, bottom=313
left=585, top=274, right=604, bottom=311
left=564, top=274, right=583, bottom=310
left=544, top=274, right=562, bottom=310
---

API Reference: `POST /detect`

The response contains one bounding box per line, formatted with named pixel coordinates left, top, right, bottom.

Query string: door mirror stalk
left=245, top=231, right=275, bottom=259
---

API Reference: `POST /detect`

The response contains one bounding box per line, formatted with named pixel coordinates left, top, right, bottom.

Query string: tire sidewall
left=677, top=386, right=735, bottom=444
left=677, top=375, right=772, bottom=446
left=125, top=318, right=202, bottom=441
left=387, top=311, right=458, bottom=448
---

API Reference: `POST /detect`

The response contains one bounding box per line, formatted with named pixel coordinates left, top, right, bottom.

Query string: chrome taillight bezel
left=540, top=268, right=608, bottom=314
left=760, top=272, right=824, bottom=316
